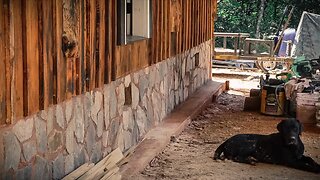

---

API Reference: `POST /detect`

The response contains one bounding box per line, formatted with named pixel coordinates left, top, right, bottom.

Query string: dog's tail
left=213, top=141, right=227, bottom=160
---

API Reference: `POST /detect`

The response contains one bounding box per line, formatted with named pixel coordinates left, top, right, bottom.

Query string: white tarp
left=292, top=11, right=320, bottom=60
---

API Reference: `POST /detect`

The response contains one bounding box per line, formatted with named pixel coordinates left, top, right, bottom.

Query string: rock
left=123, top=108, right=134, bottom=130
left=109, top=84, right=118, bottom=119
left=131, top=83, right=139, bottom=109
left=124, top=74, right=131, bottom=87
left=16, top=165, right=32, bottom=180
left=102, top=131, right=109, bottom=148
left=56, top=104, right=65, bottom=129
left=52, top=154, right=64, bottom=180
left=74, top=147, right=87, bottom=168
left=22, top=140, right=37, bottom=162
left=139, top=75, right=149, bottom=100
left=65, top=99, right=73, bottom=123
left=48, top=130, right=63, bottom=152
left=34, top=156, right=50, bottom=180
left=4, top=132, right=21, bottom=171
left=90, top=141, right=102, bottom=163
left=66, top=117, right=76, bottom=154
left=86, top=121, right=96, bottom=155
left=97, top=111, right=104, bottom=138
left=91, top=91, right=103, bottom=125
left=136, top=106, right=147, bottom=136
left=35, top=117, right=47, bottom=153
left=117, top=83, right=125, bottom=115
left=13, top=117, right=34, bottom=142
left=47, top=107, right=55, bottom=136
left=74, top=98, right=84, bottom=143
left=104, top=84, right=111, bottom=130
left=64, top=154, right=74, bottom=175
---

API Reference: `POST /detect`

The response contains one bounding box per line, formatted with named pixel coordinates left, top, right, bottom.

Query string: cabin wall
left=0, top=40, right=212, bottom=179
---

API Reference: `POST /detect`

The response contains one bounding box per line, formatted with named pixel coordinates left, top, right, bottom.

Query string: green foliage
left=215, top=0, right=320, bottom=37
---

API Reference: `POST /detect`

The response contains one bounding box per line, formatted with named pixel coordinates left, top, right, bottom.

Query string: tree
left=255, top=0, right=266, bottom=38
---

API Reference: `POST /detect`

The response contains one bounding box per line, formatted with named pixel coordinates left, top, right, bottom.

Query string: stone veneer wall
left=0, top=40, right=212, bottom=179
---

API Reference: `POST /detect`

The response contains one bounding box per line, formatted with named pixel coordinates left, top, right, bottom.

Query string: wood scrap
left=62, top=163, right=94, bottom=180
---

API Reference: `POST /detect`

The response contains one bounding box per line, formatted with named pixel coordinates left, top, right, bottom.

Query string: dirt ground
left=133, top=68, right=320, bottom=180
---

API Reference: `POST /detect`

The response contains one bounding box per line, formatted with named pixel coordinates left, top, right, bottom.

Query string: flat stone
left=91, top=91, right=103, bottom=125
left=97, top=110, right=104, bottom=138
left=66, top=117, right=76, bottom=154
left=131, top=83, right=139, bottom=109
left=115, top=126, right=125, bottom=151
left=133, top=71, right=140, bottom=84
left=48, top=130, right=63, bottom=152
left=124, top=131, right=134, bottom=151
left=102, top=131, right=109, bottom=147
left=64, top=154, right=74, bottom=175
left=34, top=156, right=50, bottom=180
left=74, top=147, right=87, bottom=168
left=13, top=117, right=34, bottom=142
left=117, top=83, right=125, bottom=114
left=108, top=118, right=120, bottom=148
left=86, top=120, right=96, bottom=155
left=139, top=75, right=149, bottom=100
left=56, top=104, right=65, bottom=129
left=124, top=74, right=131, bottom=87
left=47, top=107, right=55, bottom=136
left=35, top=117, right=47, bottom=153
left=0, top=133, right=4, bottom=173
left=123, top=108, right=134, bottom=130
left=74, top=98, right=85, bottom=143
left=90, top=141, right=102, bottom=163
left=135, top=106, right=147, bottom=137
left=4, top=131, right=21, bottom=171
left=53, top=154, right=64, bottom=180
left=109, top=84, right=118, bottom=119
left=16, top=165, right=32, bottom=180
left=65, top=99, right=73, bottom=123
left=104, top=86, right=110, bottom=130
left=22, top=140, right=37, bottom=162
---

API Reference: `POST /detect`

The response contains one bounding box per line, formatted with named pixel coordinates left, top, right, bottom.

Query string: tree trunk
left=255, top=0, right=266, bottom=38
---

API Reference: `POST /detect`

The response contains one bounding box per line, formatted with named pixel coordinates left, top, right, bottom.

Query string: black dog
left=213, top=118, right=320, bottom=173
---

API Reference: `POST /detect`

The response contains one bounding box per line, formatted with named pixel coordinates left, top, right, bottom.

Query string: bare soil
left=133, top=69, right=320, bottom=180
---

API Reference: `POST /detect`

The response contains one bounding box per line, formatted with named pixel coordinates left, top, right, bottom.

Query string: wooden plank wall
left=0, top=0, right=217, bottom=125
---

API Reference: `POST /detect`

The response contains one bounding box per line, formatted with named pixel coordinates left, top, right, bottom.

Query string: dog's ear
left=277, top=120, right=285, bottom=133
left=296, top=119, right=303, bottom=135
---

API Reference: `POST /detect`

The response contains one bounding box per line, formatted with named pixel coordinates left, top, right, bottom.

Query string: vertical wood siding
left=0, top=0, right=217, bottom=124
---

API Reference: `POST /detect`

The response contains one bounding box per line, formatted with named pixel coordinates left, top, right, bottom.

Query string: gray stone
left=34, top=155, right=50, bottom=180
left=115, top=126, right=125, bottom=151
left=104, top=86, right=110, bottom=131
left=65, top=99, right=73, bottom=123
left=0, top=134, right=4, bottom=174
left=135, top=106, right=147, bottom=136
left=22, top=140, right=37, bottom=162
left=74, top=147, right=87, bottom=168
left=40, top=110, right=47, bottom=120
left=152, top=91, right=161, bottom=123
left=109, top=84, right=118, bottom=119
left=108, top=118, right=120, bottom=148
left=102, top=131, right=109, bottom=148
left=74, top=98, right=85, bottom=143
left=16, top=165, right=32, bottom=180
left=133, top=71, right=140, bottom=84
left=182, top=58, right=186, bottom=79
left=117, top=83, right=125, bottom=115
left=123, top=108, right=134, bottom=130
left=56, top=104, right=65, bottom=129
left=65, top=154, right=74, bottom=175
left=131, top=83, right=139, bottom=109
left=86, top=120, right=96, bottom=155
left=35, top=117, right=47, bottom=153
left=53, top=154, right=64, bottom=180
left=66, top=117, right=76, bottom=154
left=97, top=110, right=104, bottom=138
left=149, top=66, right=156, bottom=88
left=90, top=141, right=102, bottom=163
left=91, top=91, right=103, bottom=125
left=13, top=117, right=34, bottom=142
left=48, top=130, right=63, bottom=152
left=146, top=99, right=154, bottom=128
left=124, top=131, right=133, bottom=151
left=4, top=131, right=21, bottom=171
left=139, top=75, right=149, bottom=100
left=47, top=107, right=55, bottom=135
left=124, top=74, right=131, bottom=87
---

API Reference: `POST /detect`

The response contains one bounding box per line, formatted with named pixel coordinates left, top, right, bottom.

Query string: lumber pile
left=62, top=148, right=127, bottom=180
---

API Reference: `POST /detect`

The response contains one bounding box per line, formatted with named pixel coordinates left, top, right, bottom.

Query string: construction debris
left=62, top=148, right=125, bottom=180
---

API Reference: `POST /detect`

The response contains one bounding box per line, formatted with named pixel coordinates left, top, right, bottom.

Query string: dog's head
left=277, top=118, right=303, bottom=146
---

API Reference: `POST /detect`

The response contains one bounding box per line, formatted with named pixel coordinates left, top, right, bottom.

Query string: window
left=117, top=0, right=152, bottom=45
